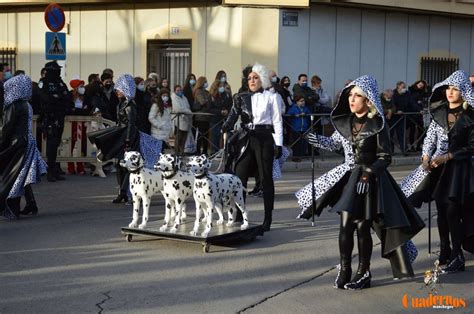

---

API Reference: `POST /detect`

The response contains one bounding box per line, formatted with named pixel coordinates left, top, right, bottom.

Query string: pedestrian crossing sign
left=45, top=32, right=66, bottom=60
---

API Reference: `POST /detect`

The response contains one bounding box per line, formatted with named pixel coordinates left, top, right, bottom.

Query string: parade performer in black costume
left=310, top=75, right=424, bottom=290
left=401, top=70, right=474, bottom=273
left=0, top=75, right=47, bottom=220
left=88, top=74, right=162, bottom=203
left=222, top=63, right=283, bottom=231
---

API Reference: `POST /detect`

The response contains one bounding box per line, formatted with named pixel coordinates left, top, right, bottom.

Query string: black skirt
left=298, top=172, right=351, bottom=220
left=433, top=158, right=474, bottom=205
left=88, top=125, right=139, bottom=161
left=433, top=158, right=474, bottom=253
left=407, top=166, right=443, bottom=208
left=331, top=167, right=425, bottom=257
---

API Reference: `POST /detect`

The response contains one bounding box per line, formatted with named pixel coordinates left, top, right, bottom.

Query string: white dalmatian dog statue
left=120, top=151, right=163, bottom=229
left=155, top=154, right=195, bottom=233
left=187, top=154, right=249, bottom=237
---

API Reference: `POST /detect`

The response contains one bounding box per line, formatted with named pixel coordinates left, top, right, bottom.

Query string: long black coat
left=0, top=100, right=29, bottom=210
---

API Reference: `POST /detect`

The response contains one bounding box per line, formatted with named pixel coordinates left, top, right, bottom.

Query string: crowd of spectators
left=0, top=61, right=439, bottom=177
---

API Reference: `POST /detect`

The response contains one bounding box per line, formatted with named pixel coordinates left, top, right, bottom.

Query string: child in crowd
left=287, top=94, right=311, bottom=162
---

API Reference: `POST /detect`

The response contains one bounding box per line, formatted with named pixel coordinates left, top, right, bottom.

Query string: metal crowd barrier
left=32, top=115, right=116, bottom=162
left=283, top=111, right=430, bottom=157
left=39, top=111, right=429, bottom=164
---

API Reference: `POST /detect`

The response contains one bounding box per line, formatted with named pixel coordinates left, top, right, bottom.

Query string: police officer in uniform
left=39, top=61, right=71, bottom=182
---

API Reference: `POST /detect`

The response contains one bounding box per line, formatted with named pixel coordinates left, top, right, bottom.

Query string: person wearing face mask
left=184, top=73, right=197, bottom=106
left=171, top=85, right=193, bottom=154
left=392, top=81, right=417, bottom=155
left=39, top=61, right=72, bottom=182
left=67, top=78, right=90, bottom=175
left=134, top=77, right=152, bottom=135
left=3, top=64, right=13, bottom=82
left=222, top=63, right=284, bottom=232
left=209, top=81, right=232, bottom=154
left=101, top=72, right=119, bottom=123
left=286, top=95, right=311, bottom=162
left=148, top=93, right=171, bottom=153
left=292, top=74, right=319, bottom=113
left=160, top=89, right=172, bottom=110
left=192, top=76, right=212, bottom=155
left=213, top=70, right=232, bottom=95
left=88, top=74, right=162, bottom=203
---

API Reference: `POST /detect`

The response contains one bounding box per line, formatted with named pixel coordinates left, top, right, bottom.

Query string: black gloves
left=356, top=172, right=370, bottom=195
left=275, top=146, right=282, bottom=159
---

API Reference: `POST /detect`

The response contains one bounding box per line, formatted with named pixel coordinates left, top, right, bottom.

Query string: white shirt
left=250, top=90, right=283, bottom=146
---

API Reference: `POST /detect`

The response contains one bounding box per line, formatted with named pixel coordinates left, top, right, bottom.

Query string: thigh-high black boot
left=335, top=211, right=355, bottom=289
left=443, top=202, right=465, bottom=273
left=112, top=163, right=129, bottom=203
left=436, top=201, right=451, bottom=265
left=345, top=219, right=372, bottom=290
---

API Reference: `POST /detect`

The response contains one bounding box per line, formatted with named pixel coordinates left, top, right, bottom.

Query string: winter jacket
left=286, top=104, right=311, bottom=132
left=192, top=88, right=212, bottom=122
left=171, top=93, right=192, bottom=131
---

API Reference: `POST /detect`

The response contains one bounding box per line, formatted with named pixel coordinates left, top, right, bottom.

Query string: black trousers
left=45, top=122, right=64, bottom=171
left=235, top=130, right=275, bottom=221
left=437, top=200, right=463, bottom=256
left=116, top=163, right=129, bottom=196
left=339, top=211, right=372, bottom=270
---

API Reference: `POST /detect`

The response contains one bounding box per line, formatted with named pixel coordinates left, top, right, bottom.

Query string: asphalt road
left=1, top=166, right=473, bottom=313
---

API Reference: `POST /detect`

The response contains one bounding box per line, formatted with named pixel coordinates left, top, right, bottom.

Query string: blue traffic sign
left=45, top=32, right=66, bottom=60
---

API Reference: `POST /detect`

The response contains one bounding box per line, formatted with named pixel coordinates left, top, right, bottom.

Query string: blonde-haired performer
left=401, top=70, right=474, bottom=273
left=222, top=63, right=283, bottom=231
left=312, top=75, right=425, bottom=290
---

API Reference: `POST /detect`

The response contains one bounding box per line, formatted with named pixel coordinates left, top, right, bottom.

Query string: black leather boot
left=263, top=210, right=272, bottom=232
left=334, top=262, right=352, bottom=289
left=344, top=265, right=371, bottom=290
left=112, top=193, right=128, bottom=204
left=438, top=243, right=452, bottom=266
left=47, top=170, right=56, bottom=182
left=442, top=253, right=465, bottom=273
left=20, top=203, right=38, bottom=216
left=54, top=168, right=66, bottom=181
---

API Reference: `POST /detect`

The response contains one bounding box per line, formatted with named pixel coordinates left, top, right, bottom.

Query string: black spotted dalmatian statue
left=120, top=151, right=163, bottom=229
left=155, top=154, right=195, bottom=233
left=187, top=154, right=249, bottom=237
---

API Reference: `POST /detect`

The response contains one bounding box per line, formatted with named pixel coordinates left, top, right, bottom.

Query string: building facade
left=0, top=0, right=473, bottom=99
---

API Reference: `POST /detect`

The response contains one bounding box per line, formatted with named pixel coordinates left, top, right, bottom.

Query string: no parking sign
left=44, top=3, right=65, bottom=33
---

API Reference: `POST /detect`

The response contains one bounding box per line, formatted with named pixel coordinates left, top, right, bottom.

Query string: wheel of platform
left=203, top=243, right=210, bottom=253
left=126, top=234, right=133, bottom=242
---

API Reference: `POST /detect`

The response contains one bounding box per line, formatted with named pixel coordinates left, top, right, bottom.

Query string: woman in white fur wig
left=222, top=63, right=284, bottom=231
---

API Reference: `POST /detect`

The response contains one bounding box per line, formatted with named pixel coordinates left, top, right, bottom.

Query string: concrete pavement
left=0, top=167, right=473, bottom=313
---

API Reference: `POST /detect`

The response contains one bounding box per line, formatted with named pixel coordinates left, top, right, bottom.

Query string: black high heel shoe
left=344, top=270, right=371, bottom=290
left=20, top=203, right=38, bottom=216
left=112, top=194, right=129, bottom=204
